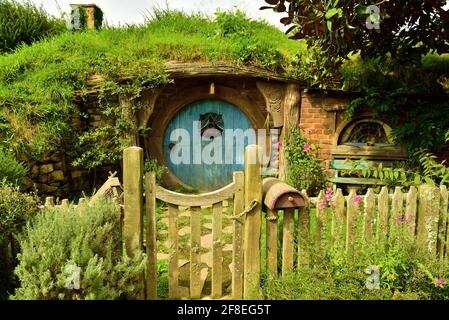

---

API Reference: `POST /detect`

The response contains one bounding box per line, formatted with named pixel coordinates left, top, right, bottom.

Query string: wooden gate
left=122, top=145, right=262, bottom=300
left=148, top=171, right=244, bottom=299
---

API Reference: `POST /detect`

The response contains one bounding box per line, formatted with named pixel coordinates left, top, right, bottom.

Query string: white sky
left=23, top=0, right=285, bottom=29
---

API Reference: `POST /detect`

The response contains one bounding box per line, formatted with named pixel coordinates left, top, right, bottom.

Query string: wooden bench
left=328, top=159, right=395, bottom=190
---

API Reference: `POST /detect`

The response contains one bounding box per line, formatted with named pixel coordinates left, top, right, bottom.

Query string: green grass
left=0, top=9, right=305, bottom=162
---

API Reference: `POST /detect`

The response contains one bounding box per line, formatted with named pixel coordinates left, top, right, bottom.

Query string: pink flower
left=306, top=129, right=313, bottom=135
left=277, top=140, right=283, bottom=149
left=325, top=188, right=333, bottom=204
left=319, top=199, right=326, bottom=210
left=435, top=277, right=446, bottom=288
left=303, top=143, right=310, bottom=151
left=354, top=195, right=362, bottom=206
left=404, top=213, right=416, bottom=223
left=395, top=216, right=403, bottom=225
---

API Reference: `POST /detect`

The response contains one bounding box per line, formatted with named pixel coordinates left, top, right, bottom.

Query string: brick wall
left=298, top=91, right=350, bottom=172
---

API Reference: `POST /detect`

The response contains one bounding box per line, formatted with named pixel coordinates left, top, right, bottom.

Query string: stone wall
left=20, top=151, right=70, bottom=198
left=21, top=96, right=116, bottom=199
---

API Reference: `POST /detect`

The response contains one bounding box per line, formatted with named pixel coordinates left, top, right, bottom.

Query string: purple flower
left=435, top=277, right=446, bottom=288
left=319, top=199, right=326, bottom=210
left=354, top=195, right=362, bottom=206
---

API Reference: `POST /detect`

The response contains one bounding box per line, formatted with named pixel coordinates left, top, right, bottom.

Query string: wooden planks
left=405, top=186, right=418, bottom=236
left=390, top=187, right=404, bottom=235
left=168, top=204, right=179, bottom=300
left=122, top=147, right=144, bottom=299
left=232, top=172, right=244, bottom=300
left=297, top=195, right=310, bottom=268
left=155, top=182, right=237, bottom=207
left=145, top=172, right=158, bottom=300
left=190, top=206, right=202, bottom=299
left=212, top=202, right=223, bottom=299
left=123, top=147, right=143, bottom=258
left=282, top=208, right=295, bottom=276
left=266, top=208, right=278, bottom=277
left=377, top=187, right=389, bottom=243
left=417, top=185, right=440, bottom=254
left=331, top=189, right=345, bottom=249
left=363, top=188, right=376, bottom=246
left=243, top=145, right=262, bottom=300
left=315, top=190, right=326, bottom=250
left=346, top=190, right=357, bottom=253
left=438, top=185, right=448, bottom=260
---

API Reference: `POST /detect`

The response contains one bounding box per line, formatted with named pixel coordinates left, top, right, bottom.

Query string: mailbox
left=262, top=178, right=307, bottom=210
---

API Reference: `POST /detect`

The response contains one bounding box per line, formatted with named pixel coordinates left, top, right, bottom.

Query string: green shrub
left=144, top=158, right=166, bottom=184
left=283, top=128, right=326, bottom=195
left=0, top=182, right=38, bottom=299
left=0, top=0, right=65, bottom=53
left=0, top=149, right=27, bottom=185
left=11, top=200, right=146, bottom=300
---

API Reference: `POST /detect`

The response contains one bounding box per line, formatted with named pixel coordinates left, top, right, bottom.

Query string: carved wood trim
left=256, top=81, right=286, bottom=128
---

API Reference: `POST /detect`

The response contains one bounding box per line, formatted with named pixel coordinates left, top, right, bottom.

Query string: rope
left=230, top=199, right=258, bottom=222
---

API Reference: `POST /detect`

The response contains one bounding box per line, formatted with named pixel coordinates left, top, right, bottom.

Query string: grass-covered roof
left=0, top=10, right=305, bottom=162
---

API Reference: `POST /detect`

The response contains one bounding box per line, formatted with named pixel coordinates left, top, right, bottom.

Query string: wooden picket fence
left=268, top=185, right=449, bottom=279
left=119, top=146, right=449, bottom=300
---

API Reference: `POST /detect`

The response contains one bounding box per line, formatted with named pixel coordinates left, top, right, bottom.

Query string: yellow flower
left=387, top=274, right=396, bottom=282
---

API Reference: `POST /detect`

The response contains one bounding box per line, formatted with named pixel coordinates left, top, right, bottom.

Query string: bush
left=11, top=200, right=146, bottom=300
left=0, top=149, right=27, bottom=185
left=0, top=0, right=65, bottom=53
left=144, top=158, right=166, bottom=184
left=283, top=128, right=326, bottom=195
left=0, top=182, right=38, bottom=299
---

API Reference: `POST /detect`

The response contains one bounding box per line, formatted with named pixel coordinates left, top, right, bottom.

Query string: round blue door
left=163, top=99, right=254, bottom=191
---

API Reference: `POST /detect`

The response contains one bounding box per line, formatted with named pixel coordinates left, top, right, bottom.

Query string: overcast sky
left=24, top=0, right=285, bottom=29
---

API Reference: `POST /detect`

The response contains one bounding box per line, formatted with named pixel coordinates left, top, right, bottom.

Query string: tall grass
left=0, top=0, right=65, bottom=53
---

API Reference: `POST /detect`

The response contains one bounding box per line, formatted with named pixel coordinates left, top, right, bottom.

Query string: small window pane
left=341, top=122, right=390, bottom=146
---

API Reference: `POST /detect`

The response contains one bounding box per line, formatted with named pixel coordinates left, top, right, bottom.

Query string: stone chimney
left=70, top=4, right=100, bottom=30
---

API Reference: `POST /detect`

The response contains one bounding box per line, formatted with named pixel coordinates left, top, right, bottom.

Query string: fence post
left=145, top=172, right=157, bottom=300
left=44, top=196, right=55, bottom=209
left=363, top=188, right=376, bottom=246
left=405, top=186, right=418, bottom=237
left=417, top=184, right=440, bottom=254
left=232, top=171, right=245, bottom=299
left=297, top=189, right=310, bottom=268
left=377, top=187, right=389, bottom=244
left=123, top=146, right=144, bottom=299
left=438, top=185, right=448, bottom=260
left=331, top=188, right=345, bottom=250
left=243, top=145, right=262, bottom=299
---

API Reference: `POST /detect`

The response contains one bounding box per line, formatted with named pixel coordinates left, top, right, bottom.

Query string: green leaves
left=12, top=200, right=146, bottom=300
left=325, top=8, right=342, bottom=20
left=284, top=128, right=326, bottom=195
